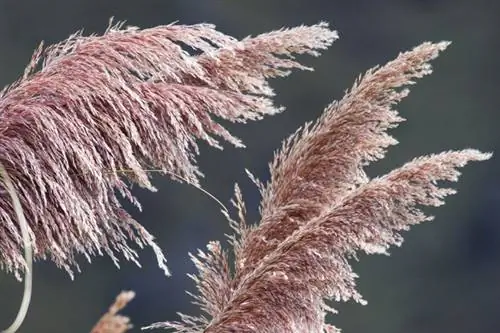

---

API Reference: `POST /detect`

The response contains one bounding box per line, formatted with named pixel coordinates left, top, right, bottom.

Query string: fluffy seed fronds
left=90, top=291, right=135, bottom=333
left=238, top=42, right=451, bottom=277
left=152, top=41, right=491, bottom=333
left=0, top=21, right=337, bottom=278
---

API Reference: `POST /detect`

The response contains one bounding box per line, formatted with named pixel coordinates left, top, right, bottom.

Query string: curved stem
left=0, top=163, right=33, bottom=333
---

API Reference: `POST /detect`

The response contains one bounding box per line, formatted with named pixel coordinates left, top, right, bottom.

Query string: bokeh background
left=0, top=1, right=498, bottom=332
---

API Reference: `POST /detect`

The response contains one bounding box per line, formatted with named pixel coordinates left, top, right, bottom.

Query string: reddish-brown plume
left=0, top=19, right=490, bottom=333
left=90, top=291, right=135, bottom=333
left=0, top=21, right=337, bottom=278
left=147, top=41, right=491, bottom=332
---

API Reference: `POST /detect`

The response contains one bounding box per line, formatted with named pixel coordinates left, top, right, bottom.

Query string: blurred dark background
left=0, top=0, right=498, bottom=332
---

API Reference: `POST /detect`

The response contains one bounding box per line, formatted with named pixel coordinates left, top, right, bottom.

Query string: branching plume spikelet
left=0, top=21, right=337, bottom=278
left=91, top=291, right=135, bottom=333
left=148, top=41, right=492, bottom=332
left=0, top=18, right=490, bottom=333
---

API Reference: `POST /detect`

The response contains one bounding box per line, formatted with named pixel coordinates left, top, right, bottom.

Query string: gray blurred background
left=0, top=0, right=498, bottom=332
